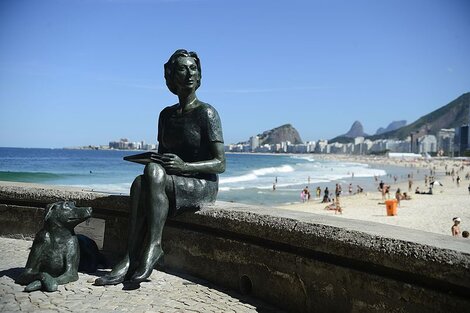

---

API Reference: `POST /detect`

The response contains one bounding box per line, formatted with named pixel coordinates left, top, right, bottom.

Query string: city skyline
left=1, top=0, right=470, bottom=148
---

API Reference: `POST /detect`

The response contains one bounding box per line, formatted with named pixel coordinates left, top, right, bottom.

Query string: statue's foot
left=94, top=256, right=129, bottom=286
left=94, top=273, right=126, bottom=286
left=130, top=247, right=164, bottom=283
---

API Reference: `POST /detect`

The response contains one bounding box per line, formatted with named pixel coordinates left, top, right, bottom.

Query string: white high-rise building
left=250, top=136, right=260, bottom=152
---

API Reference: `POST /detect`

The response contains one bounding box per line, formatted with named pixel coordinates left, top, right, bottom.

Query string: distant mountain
left=375, top=120, right=407, bottom=135
left=344, top=121, right=368, bottom=138
left=329, top=121, right=368, bottom=143
left=368, top=92, right=470, bottom=140
left=258, top=124, right=303, bottom=145
left=328, top=93, right=470, bottom=143
left=240, top=124, right=303, bottom=145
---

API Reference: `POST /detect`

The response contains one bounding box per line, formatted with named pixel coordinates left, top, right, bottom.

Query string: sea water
left=0, top=148, right=418, bottom=206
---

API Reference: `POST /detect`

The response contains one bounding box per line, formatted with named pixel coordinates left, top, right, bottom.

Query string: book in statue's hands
left=123, top=152, right=163, bottom=165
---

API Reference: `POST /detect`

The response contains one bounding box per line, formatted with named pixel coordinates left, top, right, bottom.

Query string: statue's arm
left=159, top=142, right=225, bottom=175
left=184, top=141, right=226, bottom=174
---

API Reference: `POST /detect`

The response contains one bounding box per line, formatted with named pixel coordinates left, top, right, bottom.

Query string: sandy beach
left=277, top=156, right=470, bottom=237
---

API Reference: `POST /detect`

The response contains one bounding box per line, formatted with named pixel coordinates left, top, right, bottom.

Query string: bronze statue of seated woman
left=95, top=49, right=226, bottom=285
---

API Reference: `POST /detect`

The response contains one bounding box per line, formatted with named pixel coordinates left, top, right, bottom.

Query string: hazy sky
left=1, top=0, right=469, bottom=148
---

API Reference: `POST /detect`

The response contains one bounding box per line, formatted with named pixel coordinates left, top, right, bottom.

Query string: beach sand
left=277, top=156, right=470, bottom=237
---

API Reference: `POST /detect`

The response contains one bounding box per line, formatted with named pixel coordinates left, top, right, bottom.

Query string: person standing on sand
left=452, top=217, right=461, bottom=236
left=302, top=186, right=311, bottom=202
left=395, top=188, right=402, bottom=207
left=335, top=183, right=342, bottom=198
left=378, top=180, right=385, bottom=200
left=385, top=185, right=391, bottom=199
left=322, top=187, right=330, bottom=203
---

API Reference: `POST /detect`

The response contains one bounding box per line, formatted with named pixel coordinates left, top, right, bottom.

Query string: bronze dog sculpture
left=15, top=201, right=92, bottom=292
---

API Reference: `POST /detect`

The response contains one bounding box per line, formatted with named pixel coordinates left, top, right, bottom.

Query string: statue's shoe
left=130, top=251, right=164, bottom=283
left=94, top=273, right=126, bottom=286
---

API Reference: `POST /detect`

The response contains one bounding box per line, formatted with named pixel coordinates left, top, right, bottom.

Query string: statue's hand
left=160, top=153, right=187, bottom=174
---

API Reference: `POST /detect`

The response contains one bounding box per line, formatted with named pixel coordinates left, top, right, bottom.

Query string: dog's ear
left=44, top=202, right=57, bottom=221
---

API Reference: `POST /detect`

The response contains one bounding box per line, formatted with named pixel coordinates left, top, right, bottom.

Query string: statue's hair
left=164, top=49, right=201, bottom=95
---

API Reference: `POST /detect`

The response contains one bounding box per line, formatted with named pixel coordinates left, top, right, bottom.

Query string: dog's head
left=44, top=201, right=92, bottom=229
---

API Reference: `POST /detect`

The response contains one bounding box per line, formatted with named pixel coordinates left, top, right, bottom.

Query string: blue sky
left=1, top=0, right=469, bottom=148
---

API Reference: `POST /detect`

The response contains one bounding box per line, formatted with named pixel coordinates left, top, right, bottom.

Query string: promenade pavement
left=0, top=237, right=284, bottom=313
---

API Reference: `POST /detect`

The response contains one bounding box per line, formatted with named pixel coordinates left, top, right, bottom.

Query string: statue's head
left=164, top=49, right=202, bottom=95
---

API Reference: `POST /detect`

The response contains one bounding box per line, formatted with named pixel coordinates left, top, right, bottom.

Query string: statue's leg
left=95, top=175, right=145, bottom=286
left=130, top=163, right=169, bottom=283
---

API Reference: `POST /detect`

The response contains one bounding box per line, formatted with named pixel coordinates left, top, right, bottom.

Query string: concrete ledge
left=1, top=181, right=469, bottom=312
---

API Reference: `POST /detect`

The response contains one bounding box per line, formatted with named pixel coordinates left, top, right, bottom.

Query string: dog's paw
left=24, top=280, right=42, bottom=292
left=43, top=279, right=58, bottom=292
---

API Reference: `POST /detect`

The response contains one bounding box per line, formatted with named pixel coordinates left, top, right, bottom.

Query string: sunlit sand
left=277, top=156, right=470, bottom=237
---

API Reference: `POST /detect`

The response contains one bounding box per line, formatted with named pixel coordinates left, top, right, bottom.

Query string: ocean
left=0, top=147, right=419, bottom=206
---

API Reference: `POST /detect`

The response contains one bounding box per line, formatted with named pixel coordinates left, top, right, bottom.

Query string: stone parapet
left=0, top=181, right=469, bottom=312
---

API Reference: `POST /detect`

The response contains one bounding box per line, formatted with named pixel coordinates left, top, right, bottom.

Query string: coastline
left=276, top=155, right=470, bottom=237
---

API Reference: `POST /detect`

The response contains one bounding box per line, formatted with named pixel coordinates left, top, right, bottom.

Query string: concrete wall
left=1, top=181, right=469, bottom=313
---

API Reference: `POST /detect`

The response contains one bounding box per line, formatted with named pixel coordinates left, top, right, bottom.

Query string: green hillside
left=367, top=92, right=470, bottom=141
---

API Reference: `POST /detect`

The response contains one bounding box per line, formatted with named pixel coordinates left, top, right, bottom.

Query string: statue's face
left=174, top=56, right=199, bottom=93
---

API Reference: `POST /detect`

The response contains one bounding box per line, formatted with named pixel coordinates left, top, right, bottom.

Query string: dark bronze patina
left=16, top=201, right=92, bottom=292
left=95, top=49, right=225, bottom=286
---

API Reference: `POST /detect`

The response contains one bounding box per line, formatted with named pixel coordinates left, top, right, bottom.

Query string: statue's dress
left=157, top=102, right=224, bottom=214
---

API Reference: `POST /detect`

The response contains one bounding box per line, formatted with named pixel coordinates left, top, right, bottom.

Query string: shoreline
left=276, top=155, right=470, bottom=237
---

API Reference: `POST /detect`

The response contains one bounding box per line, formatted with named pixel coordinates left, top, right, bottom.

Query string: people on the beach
left=395, top=188, right=402, bottom=206
left=322, top=187, right=330, bottom=203
left=384, top=185, right=391, bottom=199
left=452, top=217, right=461, bottom=236
left=462, top=230, right=469, bottom=238
left=415, top=186, right=433, bottom=195
left=316, top=187, right=321, bottom=199
left=301, top=186, right=310, bottom=202
left=408, top=178, right=413, bottom=192
left=335, top=183, right=342, bottom=197
left=324, top=197, right=342, bottom=214
left=356, top=185, right=363, bottom=193
left=334, top=197, right=342, bottom=215
left=378, top=180, right=386, bottom=200
left=379, top=180, right=384, bottom=191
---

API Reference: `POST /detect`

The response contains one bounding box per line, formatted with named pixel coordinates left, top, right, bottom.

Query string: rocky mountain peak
left=258, top=124, right=303, bottom=145
left=344, top=121, right=367, bottom=138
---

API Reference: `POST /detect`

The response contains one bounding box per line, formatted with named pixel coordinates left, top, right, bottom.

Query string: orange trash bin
left=385, top=199, right=397, bottom=216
